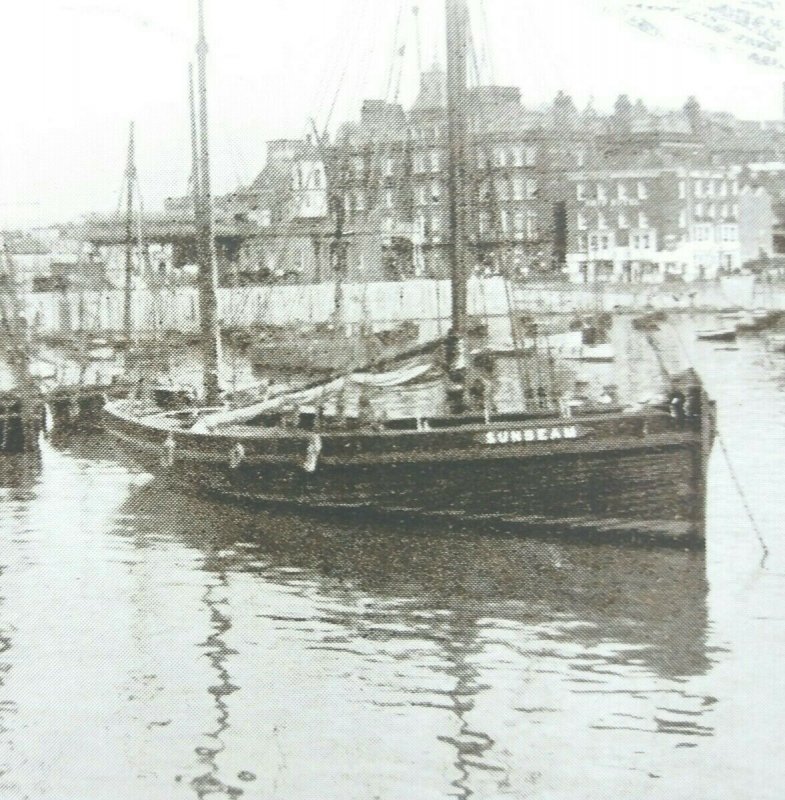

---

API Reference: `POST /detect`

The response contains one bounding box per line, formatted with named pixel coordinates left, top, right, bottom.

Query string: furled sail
left=192, top=362, right=437, bottom=432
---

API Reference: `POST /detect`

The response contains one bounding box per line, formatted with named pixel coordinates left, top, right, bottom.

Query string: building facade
left=563, top=166, right=768, bottom=282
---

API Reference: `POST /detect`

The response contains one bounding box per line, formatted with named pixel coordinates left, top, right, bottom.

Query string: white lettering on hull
left=483, top=426, right=580, bottom=446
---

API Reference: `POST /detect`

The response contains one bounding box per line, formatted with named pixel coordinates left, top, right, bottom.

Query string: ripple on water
left=2, top=324, right=785, bottom=797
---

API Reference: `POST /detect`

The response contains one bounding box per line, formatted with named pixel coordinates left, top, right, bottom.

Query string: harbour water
left=1, top=317, right=785, bottom=799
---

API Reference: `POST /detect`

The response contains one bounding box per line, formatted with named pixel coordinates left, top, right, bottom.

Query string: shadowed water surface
left=0, top=316, right=784, bottom=799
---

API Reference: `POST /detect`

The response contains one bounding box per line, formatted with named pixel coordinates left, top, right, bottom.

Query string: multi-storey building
left=564, top=164, right=774, bottom=282
left=93, top=75, right=785, bottom=286
left=332, top=67, right=590, bottom=280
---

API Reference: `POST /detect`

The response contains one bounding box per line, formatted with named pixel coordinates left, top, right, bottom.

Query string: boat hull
left=696, top=329, right=736, bottom=342
left=104, top=398, right=715, bottom=545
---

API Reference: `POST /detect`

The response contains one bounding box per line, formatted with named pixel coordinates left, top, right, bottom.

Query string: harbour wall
left=14, top=275, right=765, bottom=333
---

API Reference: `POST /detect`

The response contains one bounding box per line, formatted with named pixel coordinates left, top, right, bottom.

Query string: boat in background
left=766, top=333, right=785, bottom=352
left=735, top=308, right=784, bottom=333
left=632, top=310, right=667, bottom=332
left=248, top=320, right=419, bottom=378
left=696, top=328, right=737, bottom=342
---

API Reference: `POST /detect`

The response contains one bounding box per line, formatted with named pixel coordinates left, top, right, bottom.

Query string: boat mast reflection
left=191, top=567, right=242, bottom=799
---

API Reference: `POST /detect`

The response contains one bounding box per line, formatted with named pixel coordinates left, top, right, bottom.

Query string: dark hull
left=0, top=392, right=43, bottom=454
left=696, top=329, right=736, bottom=342
left=104, top=396, right=715, bottom=545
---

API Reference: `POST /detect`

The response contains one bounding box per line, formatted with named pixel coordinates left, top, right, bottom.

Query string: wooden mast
left=123, top=121, right=136, bottom=341
left=445, top=0, right=470, bottom=412
left=194, top=0, right=222, bottom=405
left=189, top=64, right=202, bottom=234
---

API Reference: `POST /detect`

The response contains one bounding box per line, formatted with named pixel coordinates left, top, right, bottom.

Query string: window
left=382, top=216, right=393, bottom=234
left=430, top=151, right=440, bottom=172
left=414, top=153, right=426, bottom=173
left=431, top=180, right=441, bottom=203
left=678, top=181, right=686, bottom=200
left=512, top=147, right=524, bottom=168
left=720, top=181, right=728, bottom=197
left=705, top=180, right=714, bottom=197
left=385, top=189, right=393, bottom=209
left=498, top=178, right=510, bottom=201
left=384, top=158, right=394, bottom=177
left=514, top=212, right=525, bottom=233
left=526, top=179, right=537, bottom=199
left=525, top=146, right=536, bottom=166
left=617, top=183, right=627, bottom=200
left=732, top=181, right=739, bottom=196
left=417, top=186, right=427, bottom=206
left=527, top=212, right=537, bottom=240
left=513, top=177, right=524, bottom=201
left=707, top=203, right=715, bottom=219
left=638, top=211, right=648, bottom=229
left=679, top=209, right=687, bottom=228
left=721, top=203, right=729, bottom=218
left=496, top=148, right=507, bottom=168
left=355, top=191, right=365, bottom=211
left=694, top=224, right=711, bottom=242
left=576, top=149, right=586, bottom=168
left=577, top=211, right=587, bottom=230
left=694, top=180, right=703, bottom=198
left=732, top=203, right=739, bottom=218
left=500, top=209, right=509, bottom=232
left=576, top=183, right=585, bottom=200
left=431, top=213, right=441, bottom=233
left=477, top=151, right=487, bottom=170
left=618, top=212, right=628, bottom=229
left=353, top=156, right=364, bottom=174
left=598, top=212, right=607, bottom=229
left=694, top=202, right=703, bottom=218
left=721, top=225, right=737, bottom=242
left=597, top=184, right=607, bottom=202
left=637, top=181, right=648, bottom=200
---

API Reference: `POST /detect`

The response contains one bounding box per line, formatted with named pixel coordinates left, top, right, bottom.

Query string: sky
left=1, top=0, right=784, bottom=229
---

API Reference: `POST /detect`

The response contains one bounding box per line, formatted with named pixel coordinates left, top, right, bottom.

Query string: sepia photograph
left=0, top=0, right=783, bottom=797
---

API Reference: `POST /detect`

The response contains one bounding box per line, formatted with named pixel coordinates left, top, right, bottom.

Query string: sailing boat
left=103, top=0, right=716, bottom=543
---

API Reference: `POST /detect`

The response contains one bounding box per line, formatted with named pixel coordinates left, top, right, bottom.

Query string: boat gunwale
left=103, top=398, right=685, bottom=445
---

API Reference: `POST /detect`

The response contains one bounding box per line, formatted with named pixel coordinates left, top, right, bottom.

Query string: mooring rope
left=715, top=433, right=770, bottom=565
left=666, top=319, right=769, bottom=564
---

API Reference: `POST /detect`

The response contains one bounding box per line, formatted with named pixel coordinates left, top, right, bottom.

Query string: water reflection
left=0, top=449, right=41, bottom=497
left=114, top=474, right=712, bottom=798
left=0, top=451, right=40, bottom=800
left=191, top=572, right=243, bottom=799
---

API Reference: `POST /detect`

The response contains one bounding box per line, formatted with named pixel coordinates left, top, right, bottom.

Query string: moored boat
left=735, top=308, right=784, bottom=333
left=766, top=333, right=785, bottom=353
left=696, top=328, right=736, bottom=342
left=103, top=0, right=716, bottom=544
left=106, top=364, right=714, bottom=542
left=248, top=320, right=420, bottom=377
left=632, top=310, right=667, bottom=331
